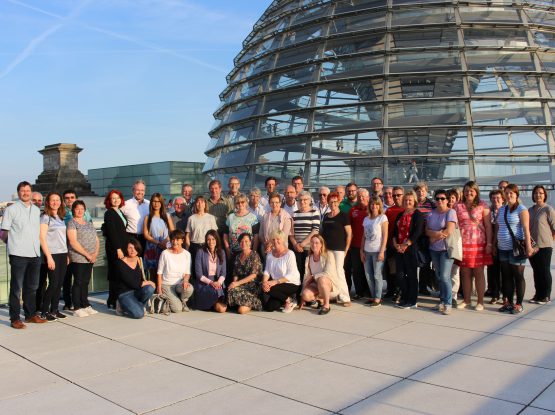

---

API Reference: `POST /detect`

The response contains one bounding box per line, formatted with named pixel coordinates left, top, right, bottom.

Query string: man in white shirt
left=314, top=186, right=331, bottom=223
left=282, top=185, right=298, bottom=217
left=121, top=179, right=150, bottom=253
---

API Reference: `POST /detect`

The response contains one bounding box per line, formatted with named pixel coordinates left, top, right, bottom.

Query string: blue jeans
left=118, top=285, right=155, bottom=319
left=9, top=255, right=41, bottom=321
left=364, top=251, right=384, bottom=300
left=430, top=250, right=453, bottom=306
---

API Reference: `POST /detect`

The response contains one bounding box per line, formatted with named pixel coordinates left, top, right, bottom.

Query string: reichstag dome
left=204, top=0, right=555, bottom=188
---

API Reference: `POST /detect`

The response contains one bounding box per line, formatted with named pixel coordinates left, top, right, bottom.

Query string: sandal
left=318, top=307, right=330, bottom=315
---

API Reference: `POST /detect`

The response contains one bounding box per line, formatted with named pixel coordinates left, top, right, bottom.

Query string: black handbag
left=503, top=207, right=538, bottom=260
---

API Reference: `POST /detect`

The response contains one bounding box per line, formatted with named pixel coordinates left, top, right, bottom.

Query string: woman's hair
left=298, top=190, right=312, bottom=201
left=505, top=183, right=520, bottom=212
left=268, top=192, right=281, bottom=204
left=327, top=191, right=340, bottom=204
left=368, top=196, right=384, bottom=216
left=104, top=189, right=125, bottom=209
left=71, top=200, right=87, bottom=216
left=270, top=229, right=288, bottom=246
left=43, top=192, right=65, bottom=218
left=489, top=189, right=505, bottom=202
left=194, top=195, right=207, bottom=213
left=532, top=185, right=548, bottom=204
left=147, top=193, right=170, bottom=231
left=309, top=234, right=328, bottom=259
left=237, top=232, right=252, bottom=246
left=233, top=193, right=248, bottom=206
left=203, top=229, right=224, bottom=264
left=462, top=181, right=481, bottom=208
left=169, top=229, right=186, bottom=241
left=403, top=190, right=417, bottom=206
left=127, top=237, right=143, bottom=256
left=249, top=187, right=261, bottom=197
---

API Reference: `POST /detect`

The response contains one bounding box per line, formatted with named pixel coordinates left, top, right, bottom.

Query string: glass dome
left=205, top=0, right=555, bottom=189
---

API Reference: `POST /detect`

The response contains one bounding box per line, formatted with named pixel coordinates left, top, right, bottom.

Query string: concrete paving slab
left=0, top=346, right=21, bottom=364
left=415, top=306, right=516, bottom=333
left=0, top=358, right=67, bottom=401
left=30, top=339, right=163, bottom=380
left=243, top=322, right=364, bottom=356
left=149, top=383, right=331, bottom=415
left=496, top=317, right=555, bottom=342
left=410, top=354, right=555, bottom=404
left=530, top=381, right=555, bottom=411
left=175, top=339, right=307, bottom=381
left=373, top=321, right=488, bottom=351
left=0, top=383, right=133, bottom=415
left=341, top=379, right=523, bottom=415
left=319, top=337, right=450, bottom=377
left=77, top=359, right=233, bottom=414
left=521, top=408, right=555, bottom=415
left=523, top=304, right=555, bottom=322
left=245, top=357, right=399, bottom=412
left=147, top=309, right=228, bottom=326
left=119, top=325, right=234, bottom=358
left=461, top=333, right=555, bottom=369
left=187, top=312, right=292, bottom=339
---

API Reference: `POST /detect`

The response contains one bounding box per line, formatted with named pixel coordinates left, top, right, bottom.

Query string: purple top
left=428, top=208, right=458, bottom=251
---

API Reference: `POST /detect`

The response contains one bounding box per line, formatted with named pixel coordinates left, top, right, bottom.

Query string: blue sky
left=0, top=0, right=270, bottom=200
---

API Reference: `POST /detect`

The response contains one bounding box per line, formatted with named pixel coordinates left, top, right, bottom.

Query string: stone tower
left=34, top=143, right=95, bottom=196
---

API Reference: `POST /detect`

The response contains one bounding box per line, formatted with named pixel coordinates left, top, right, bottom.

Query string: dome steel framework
left=204, top=0, right=555, bottom=188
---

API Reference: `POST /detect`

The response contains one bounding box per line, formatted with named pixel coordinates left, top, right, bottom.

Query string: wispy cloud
left=0, top=0, right=91, bottom=80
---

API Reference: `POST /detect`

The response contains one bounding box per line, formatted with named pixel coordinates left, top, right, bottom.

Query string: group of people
left=2, top=174, right=553, bottom=329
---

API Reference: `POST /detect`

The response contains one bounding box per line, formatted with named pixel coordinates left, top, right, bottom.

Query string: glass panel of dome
left=225, top=99, right=262, bottom=124
left=386, top=157, right=469, bottom=183
left=320, top=55, right=384, bottom=80
left=256, top=162, right=307, bottom=181
left=473, top=129, right=548, bottom=153
left=270, top=65, right=317, bottom=89
left=205, top=138, right=219, bottom=153
left=311, top=131, right=382, bottom=157
left=330, top=11, right=386, bottom=34
left=309, top=160, right=373, bottom=187
left=459, top=6, right=521, bottom=23
left=245, top=55, right=275, bottom=78
left=543, top=75, right=555, bottom=97
left=229, top=122, right=257, bottom=144
left=469, top=74, right=540, bottom=97
left=214, top=144, right=253, bottom=168
left=323, top=34, right=386, bottom=58
left=534, top=30, right=555, bottom=49
left=313, top=105, right=382, bottom=131
left=388, top=75, right=464, bottom=99
left=394, top=0, right=448, bottom=5
left=233, top=77, right=268, bottom=102
left=388, top=101, right=466, bottom=127
left=524, top=0, right=555, bottom=7
left=291, top=4, right=331, bottom=26
left=388, top=128, right=468, bottom=155
left=255, top=141, right=306, bottom=163
left=335, top=0, right=385, bottom=14
left=525, top=10, right=555, bottom=27
left=538, top=52, right=555, bottom=71
left=391, top=7, right=455, bottom=27
left=316, top=80, right=384, bottom=105
left=389, top=51, right=461, bottom=73
left=260, top=112, right=310, bottom=137
left=283, top=23, right=323, bottom=46
left=275, top=45, right=320, bottom=69
left=474, top=156, right=551, bottom=182
left=391, top=28, right=459, bottom=49
left=263, top=89, right=312, bottom=114
left=202, top=157, right=215, bottom=173
left=464, top=28, right=528, bottom=47
left=471, top=101, right=544, bottom=125
left=466, top=51, right=534, bottom=71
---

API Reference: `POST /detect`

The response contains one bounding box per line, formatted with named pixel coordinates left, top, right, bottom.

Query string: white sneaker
left=84, top=306, right=98, bottom=315
left=115, top=301, right=123, bottom=316
left=282, top=299, right=294, bottom=313
left=73, top=308, right=89, bottom=318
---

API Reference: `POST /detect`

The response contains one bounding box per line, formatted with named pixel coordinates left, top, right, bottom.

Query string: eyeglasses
left=174, top=203, right=184, bottom=206
left=435, top=197, right=447, bottom=201
left=319, top=193, right=328, bottom=197
left=393, top=193, right=403, bottom=197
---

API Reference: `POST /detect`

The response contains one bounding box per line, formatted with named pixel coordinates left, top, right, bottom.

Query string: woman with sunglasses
left=426, top=190, right=458, bottom=315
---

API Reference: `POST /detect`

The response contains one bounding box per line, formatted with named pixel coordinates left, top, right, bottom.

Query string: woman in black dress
left=103, top=189, right=128, bottom=309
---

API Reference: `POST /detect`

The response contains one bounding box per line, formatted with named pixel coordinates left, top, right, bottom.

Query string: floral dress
left=454, top=201, right=493, bottom=268
left=227, top=251, right=263, bottom=310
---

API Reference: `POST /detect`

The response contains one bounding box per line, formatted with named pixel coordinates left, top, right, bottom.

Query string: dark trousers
left=36, top=263, right=48, bottom=312
left=72, top=262, right=93, bottom=310
left=344, top=247, right=370, bottom=296
left=263, top=283, right=298, bottom=312
left=294, top=250, right=308, bottom=283
left=529, top=247, right=553, bottom=300
left=487, top=255, right=502, bottom=299
left=189, top=243, right=202, bottom=282
left=384, top=247, right=397, bottom=296
left=418, top=262, right=435, bottom=292
left=227, top=251, right=240, bottom=286
left=9, top=255, right=41, bottom=321
left=42, top=253, right=68, bottom=314
left=62, top=265, right=73, bottom=308
left=106, top=255, right=119, bottom=307
left=500, top=260, right=526, bottom=306
left=395, top=249, right=418, bottom=305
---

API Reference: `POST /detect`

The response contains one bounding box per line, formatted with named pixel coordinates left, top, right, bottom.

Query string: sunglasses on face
left=435, top=197, right=447, bottom=201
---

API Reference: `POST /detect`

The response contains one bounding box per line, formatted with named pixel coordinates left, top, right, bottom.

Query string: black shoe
left=484, top=290, right=493, bottom=298
left=44, top=312, right=57, bottom=321
left=63, top=305, right=74, bottom=311
left=318, top=307, right=330, bottom=315
left=55, top=311, right=67, bottom=319
left=537, top=298, right=551, bottom=305
left=352, top=294, right=362, bottom=300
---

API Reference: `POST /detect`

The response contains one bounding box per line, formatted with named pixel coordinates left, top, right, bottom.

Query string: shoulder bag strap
left=503, top=206, right=518, bottom=242
left=138, top=257, right=147, bottom=281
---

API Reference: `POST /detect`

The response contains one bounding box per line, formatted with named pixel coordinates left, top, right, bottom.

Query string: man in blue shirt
left=1, top=181, right=47, bottom=328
